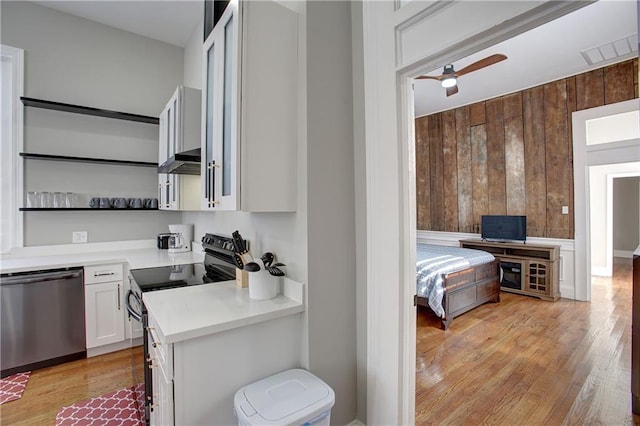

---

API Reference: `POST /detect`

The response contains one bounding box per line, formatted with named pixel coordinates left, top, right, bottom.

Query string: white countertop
left=0, top=241, right=204, bottom=274
left=144, top=278, right=304, bottom=344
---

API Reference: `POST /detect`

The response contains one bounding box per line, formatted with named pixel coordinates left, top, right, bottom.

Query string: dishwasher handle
left=0, top=268, right=83, bottom=285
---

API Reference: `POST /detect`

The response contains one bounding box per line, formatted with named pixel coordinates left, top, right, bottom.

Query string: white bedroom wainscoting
left=416, top=230, right=577, bottom=300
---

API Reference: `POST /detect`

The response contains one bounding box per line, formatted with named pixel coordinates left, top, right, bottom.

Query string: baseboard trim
left=613, top=250, right=634, bottom=259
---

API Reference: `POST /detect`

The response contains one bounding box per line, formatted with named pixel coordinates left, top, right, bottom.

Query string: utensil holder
left=249, top=269, right=279, bottom=300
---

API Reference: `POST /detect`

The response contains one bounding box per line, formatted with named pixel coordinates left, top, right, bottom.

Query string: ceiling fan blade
left=415, top=74, right=443, bottom=81
left=446, top=85, right=458, bottom=97
left=455, top=54, right=507, bottom=77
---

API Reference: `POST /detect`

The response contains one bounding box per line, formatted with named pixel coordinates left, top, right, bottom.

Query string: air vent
left=581, top=34, right=638, bottom=65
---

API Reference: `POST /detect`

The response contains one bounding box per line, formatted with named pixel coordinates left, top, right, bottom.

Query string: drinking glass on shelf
left=65, top=192, right=76, bottom=208
left=40, top=192, right=53, bottom=208
left=54, top=192, right=66, bottom=208
left=26, top=191, right=39, bottom=208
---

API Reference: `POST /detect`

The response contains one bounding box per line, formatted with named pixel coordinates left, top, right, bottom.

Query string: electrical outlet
left=72, top=231, right=88, bottom=244
left=562, top=206, right=569, bottom=215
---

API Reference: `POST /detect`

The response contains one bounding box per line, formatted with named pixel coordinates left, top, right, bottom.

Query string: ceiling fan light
left=441, top=77, right=457, bottom=88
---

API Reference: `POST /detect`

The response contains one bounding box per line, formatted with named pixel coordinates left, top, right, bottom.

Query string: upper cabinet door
left=202, top=1, right=239, bottom=211
left=201, top=0, right=298, bottom=212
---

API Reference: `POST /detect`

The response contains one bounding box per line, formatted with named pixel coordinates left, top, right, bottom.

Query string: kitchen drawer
left=148, top=314, right=173, bottom=380
left=84, top=264, right=123, bottom=284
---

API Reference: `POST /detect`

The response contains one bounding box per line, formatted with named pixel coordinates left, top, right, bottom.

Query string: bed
left=416, top=243, right=500, bottom=329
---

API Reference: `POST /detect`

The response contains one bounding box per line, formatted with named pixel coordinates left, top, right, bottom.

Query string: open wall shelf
left=20, top=153, right=157, bottom=168
left=20, top=97, right=160, bottom=125
left=20, top=208, right=159, bottom=211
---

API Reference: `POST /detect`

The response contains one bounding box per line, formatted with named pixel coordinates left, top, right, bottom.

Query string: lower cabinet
left=84, top=264, right=125, bottom=349
left=147, top=316, right=175, bottom=426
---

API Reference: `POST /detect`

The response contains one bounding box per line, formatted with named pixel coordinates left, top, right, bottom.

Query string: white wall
left=590, top=163, right=640, bottom=274
left=180, top=3, right=358, bottom=424
left=1, top=1, right=182, bottom=245
left=613, top=176, right=640, bottom=255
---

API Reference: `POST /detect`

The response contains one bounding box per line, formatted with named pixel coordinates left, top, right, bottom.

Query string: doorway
left=572, top=99, right=640, bottom=302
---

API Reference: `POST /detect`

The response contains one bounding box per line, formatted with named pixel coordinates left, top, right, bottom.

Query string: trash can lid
left=241, top=369, right=335, bottom=422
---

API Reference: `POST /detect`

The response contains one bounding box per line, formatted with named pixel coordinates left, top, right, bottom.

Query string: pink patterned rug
left=0, top=372, right=31, bottom=404
left=55, top=383, right=145, bottom=426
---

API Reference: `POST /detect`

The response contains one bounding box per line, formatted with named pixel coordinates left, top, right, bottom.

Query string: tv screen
left=481, top=215, right=527, bottom=242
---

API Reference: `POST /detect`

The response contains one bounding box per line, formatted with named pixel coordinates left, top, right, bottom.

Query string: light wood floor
left=417, top=257, right=640, bottom=425
left=3, top=261, right=639, bottom=425
left=0, top=346, right=143, bottom=425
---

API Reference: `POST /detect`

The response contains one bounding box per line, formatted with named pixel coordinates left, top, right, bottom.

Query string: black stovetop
left=130, top=262, right=235, bottom=292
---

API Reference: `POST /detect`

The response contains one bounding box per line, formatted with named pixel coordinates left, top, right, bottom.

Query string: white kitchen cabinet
left=201, top=0, right=298, bottom=212
left=84, top=264, right=125, bottom=349
left=148, top=322, right=174, bottom=426
left=158, top=86, right=201, bottom=211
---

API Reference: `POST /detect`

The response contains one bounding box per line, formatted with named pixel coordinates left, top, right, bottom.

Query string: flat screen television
left=481, top=215, right=527, bottom=242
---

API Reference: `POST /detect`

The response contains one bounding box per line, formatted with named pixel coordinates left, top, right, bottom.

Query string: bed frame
left=416, top=259, right=501, bottom=330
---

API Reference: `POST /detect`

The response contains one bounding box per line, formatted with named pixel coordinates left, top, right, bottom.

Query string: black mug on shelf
left=143, top=198, right=158, bottom=209
left=128, top=198, right=143, bottom=209
left=89, top=197, right=101, bottom=208
left=111, top=197, right=128, bottom=208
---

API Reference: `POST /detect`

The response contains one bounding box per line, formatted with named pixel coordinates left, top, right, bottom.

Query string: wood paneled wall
left=416, top=58, right=638, bottom=239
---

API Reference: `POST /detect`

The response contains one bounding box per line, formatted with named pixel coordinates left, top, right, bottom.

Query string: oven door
left=126, top=290, right=143, bottom=323
left=126, top=289, right=150, bottom=425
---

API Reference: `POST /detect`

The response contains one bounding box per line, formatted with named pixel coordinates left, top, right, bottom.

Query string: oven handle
left=126, top=290, right=143, bottom=323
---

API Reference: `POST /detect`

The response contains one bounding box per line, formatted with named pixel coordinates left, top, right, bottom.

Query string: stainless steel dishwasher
left=1, top=267, right=86, bottom=377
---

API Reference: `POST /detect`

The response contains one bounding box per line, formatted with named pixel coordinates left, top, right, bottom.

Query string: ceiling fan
left=416, top=54, right=507, bottom=97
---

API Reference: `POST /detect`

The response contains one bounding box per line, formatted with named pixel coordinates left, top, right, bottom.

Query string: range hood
left=158, top=148, right=201, bottom=175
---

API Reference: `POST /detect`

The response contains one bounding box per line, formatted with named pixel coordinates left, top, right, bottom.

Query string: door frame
left=572, top=99, right=640, bottom=301
left=361, top=1, right=593, bottom=423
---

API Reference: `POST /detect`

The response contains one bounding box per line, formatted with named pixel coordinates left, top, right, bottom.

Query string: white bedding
left=416, top=243, right=495, bottom=318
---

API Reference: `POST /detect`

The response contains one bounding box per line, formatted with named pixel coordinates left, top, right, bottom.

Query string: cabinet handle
left=147, top=326, right=161, bottom=348
left=208, top=161, right=218, bottom=207
left=94, top=272, right=115, bottom=277
left=117, top=283, right=121, bottom=310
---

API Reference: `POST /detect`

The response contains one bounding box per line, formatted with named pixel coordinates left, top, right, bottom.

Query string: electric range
left=126, top=233, right=237, bottom=425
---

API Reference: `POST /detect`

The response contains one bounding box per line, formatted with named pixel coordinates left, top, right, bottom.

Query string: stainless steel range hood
left=158, top=148, right=201, bottom=175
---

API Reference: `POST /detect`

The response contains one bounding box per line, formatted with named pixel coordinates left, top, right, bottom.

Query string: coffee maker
left=168, top=224, right=193, bottom=253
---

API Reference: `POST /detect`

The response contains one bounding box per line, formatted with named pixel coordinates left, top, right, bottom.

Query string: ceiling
left=31, top=0, right=202, bottom=47
left=414, top=0, right=638, bottom=117
left=30, top=0, right=638, bottom=116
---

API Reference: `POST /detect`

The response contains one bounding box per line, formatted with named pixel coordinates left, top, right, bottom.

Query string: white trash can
left=234, top=368, right=335, bottom=426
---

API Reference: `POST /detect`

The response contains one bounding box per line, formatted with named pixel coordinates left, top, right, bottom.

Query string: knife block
left=236, top=268, right=249, bottom=288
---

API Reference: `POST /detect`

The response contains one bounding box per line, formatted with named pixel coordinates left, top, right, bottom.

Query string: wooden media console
left=460, top=239, right=560, bottom=301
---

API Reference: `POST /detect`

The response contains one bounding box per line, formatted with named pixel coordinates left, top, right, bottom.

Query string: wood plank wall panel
left=575, top=68, right=604, bottom=110
left=502, top=93, right=526, bottom=215
left=604, top=60, right=636, bottom=104
left=415, top=59, right=637, bottom=239
left=470, top=125, right=488, bottom=233
left=456, top=107, right=474, bottom=233
left=543, top=80, right=572, bottom=239
left=523, top=86, right=547, bottom=236
left=485, top=98, right=506, bottom=215
left=442, top=110, right=459, bottom=231
left=504, top=115, right=526, bottom=215
left=415, top=116, right=430, bottom=230
left=429, top=114, right=445, bottom=231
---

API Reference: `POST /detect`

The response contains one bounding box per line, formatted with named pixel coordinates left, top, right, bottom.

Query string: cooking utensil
left=267, top=265, right=285, bottom=276
left=244, top=262, right=261, bottom=272
left=267, top=262, right=285, bottom=276
left=260, top=252, right=274, bottom=269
